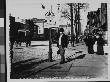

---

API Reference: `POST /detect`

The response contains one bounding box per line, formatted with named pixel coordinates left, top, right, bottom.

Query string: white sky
left=6, top=0, right=101, bottom=32
left=7, top=0, right=58, bottom=19
left=7, top=0, right=101, bottom=19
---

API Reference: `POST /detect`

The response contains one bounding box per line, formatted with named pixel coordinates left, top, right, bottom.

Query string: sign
left=37, top=23, right=44, bottom=34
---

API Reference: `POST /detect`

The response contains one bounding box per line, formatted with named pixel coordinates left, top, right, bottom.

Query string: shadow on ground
left=10, top=50, right=86, bottom=78
left=11, top=58, right=49, bottom=78
left=65, top=53, right=86, bottom=63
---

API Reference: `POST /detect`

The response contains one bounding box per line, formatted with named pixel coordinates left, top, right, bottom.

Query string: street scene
left=7, top=1, right=108, bottom=79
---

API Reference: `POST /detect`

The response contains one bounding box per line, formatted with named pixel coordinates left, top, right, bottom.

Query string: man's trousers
left=59, top=45, right=65, bottom=63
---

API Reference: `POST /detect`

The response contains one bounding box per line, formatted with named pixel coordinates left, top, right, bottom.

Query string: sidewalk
left=28, top=54, right=108, bottom=79
left=11, top=42, right=108, bottom=79
left=28, top=43, right=108, bottom=79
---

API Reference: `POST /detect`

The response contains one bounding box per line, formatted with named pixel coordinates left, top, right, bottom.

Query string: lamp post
left=48, top=28, right=52, bottom=62
left=45, top=5, right=55, bottom=62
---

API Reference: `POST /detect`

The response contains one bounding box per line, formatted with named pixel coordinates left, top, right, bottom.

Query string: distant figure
left=96, top=34, right=104, bottom=55
left=26, top=30, right=31, bottom=47
left=93, top=34, right=98, bottom=53
left=57, top=28, right=68, bottom=64
left=86, top=34, right=95, bottom=54
left=83, top=35, right=88, bottom=46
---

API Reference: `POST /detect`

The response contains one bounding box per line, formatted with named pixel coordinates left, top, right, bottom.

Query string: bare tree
left=60, top=3, right=89, bottom=43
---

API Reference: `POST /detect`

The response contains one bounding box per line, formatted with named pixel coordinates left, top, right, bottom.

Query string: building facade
left=87, top=3, right=107, bottom=32
left=87, top=3, right=108, bottom=44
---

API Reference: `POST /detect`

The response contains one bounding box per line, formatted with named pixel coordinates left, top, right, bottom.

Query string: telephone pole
left=48, top=28, right=52, bottom=62
left=75, top=5, right=78, bottom=43
left=78, top=3, right=80, bottom=42
left=76, top=3, right=81, bottom=43
left=45, top=5, right=55, bottom=62
left=70, top=3, right=74, bottom=46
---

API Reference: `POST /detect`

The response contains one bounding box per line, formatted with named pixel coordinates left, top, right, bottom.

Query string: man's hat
left=59, top=28, right=64, bottom=32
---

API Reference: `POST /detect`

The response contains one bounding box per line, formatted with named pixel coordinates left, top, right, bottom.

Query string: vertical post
left=43, top=21, right=44, bottom=40
left=106, top=3, right=108, bottom=31
left=76, top=3, right=80, bottom=43
left=75, top=5, right=78, bottom=43
left=48, top=28, right=52, bottom=62
left=78, top=3, right=80, bottom=38
left=101, top=4, right=102, bottom=26
left=105, top=3, right=108, bottom=45
left=70, top=3, right=74, bottom=46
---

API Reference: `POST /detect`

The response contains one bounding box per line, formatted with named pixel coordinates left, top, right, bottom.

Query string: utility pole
left=48, top=28, right=52, bottom=62
left=106, top=3, right=108, bottom=45
left=70, top=3, right=74, bottom=46
left=78, top=3, right=80, bottom=41
left=75, top=5, right=78, bottom=43
left=45, top=5, right=54, bottom=62
left=76, top=3, right=80, bottom=43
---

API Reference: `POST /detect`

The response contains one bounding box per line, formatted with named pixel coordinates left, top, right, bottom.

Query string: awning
left=18, top=29, right=29, bottom=32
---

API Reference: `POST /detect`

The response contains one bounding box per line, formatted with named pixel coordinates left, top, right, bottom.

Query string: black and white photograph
left=6, top=0, right=110, bottom=81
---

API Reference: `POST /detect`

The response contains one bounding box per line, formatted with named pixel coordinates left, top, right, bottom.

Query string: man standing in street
left=57, top=28, right=68, bottom=64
